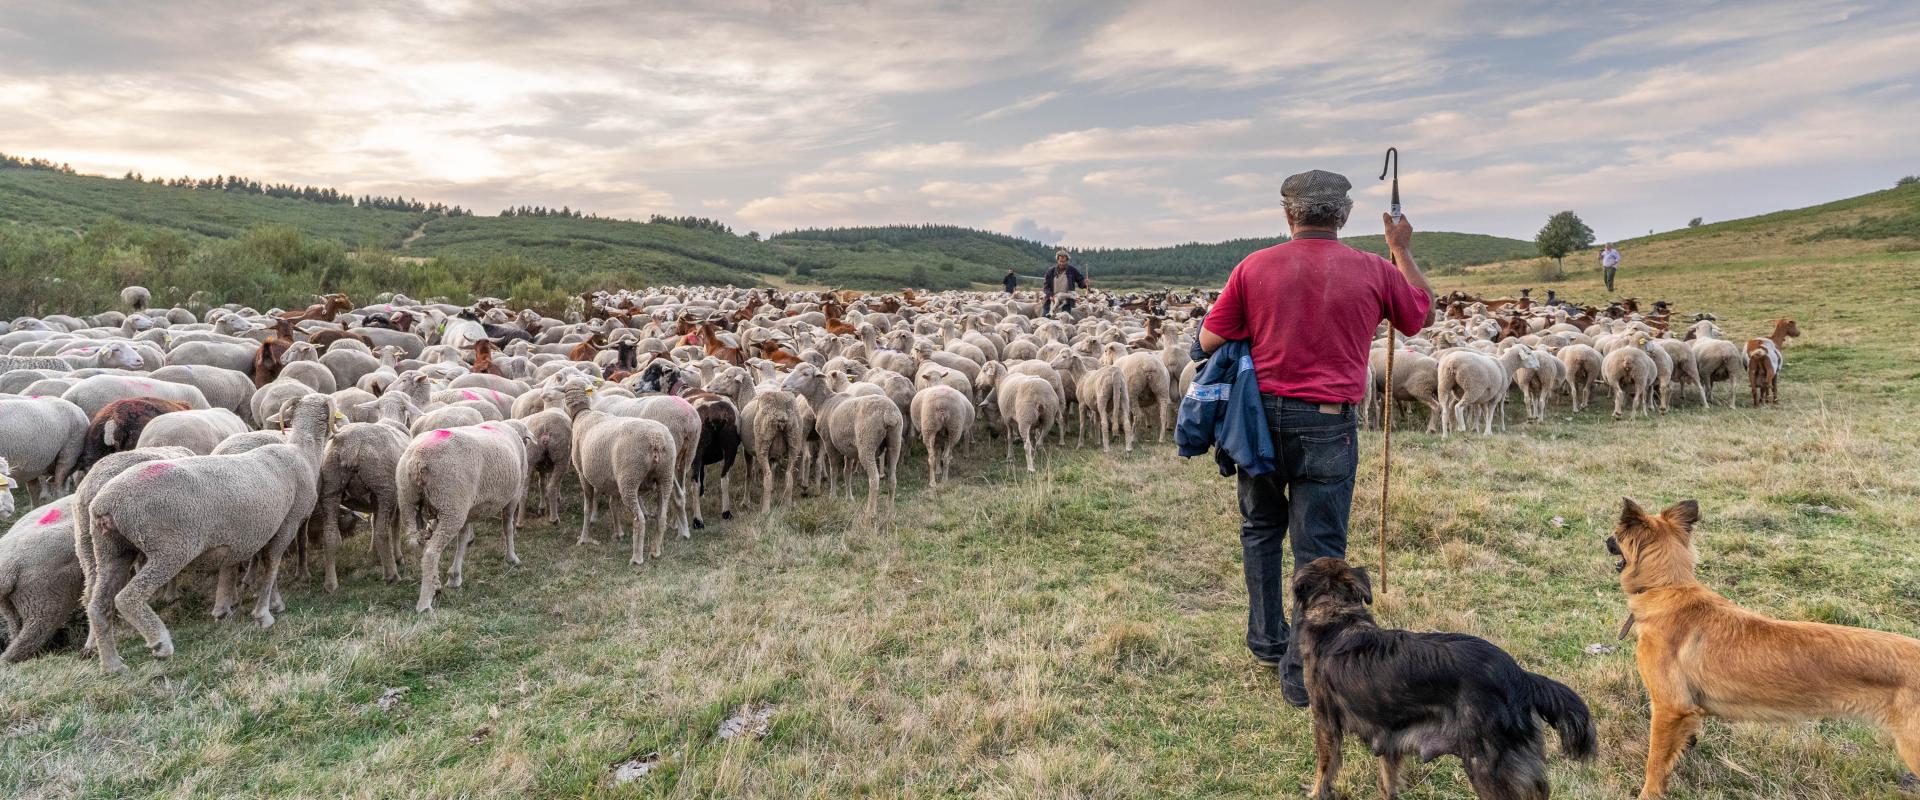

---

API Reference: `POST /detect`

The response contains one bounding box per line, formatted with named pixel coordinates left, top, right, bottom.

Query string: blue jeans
left=1237, top=395, right=1358, bottom=676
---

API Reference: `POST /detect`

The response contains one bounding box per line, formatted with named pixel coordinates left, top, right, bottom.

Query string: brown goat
left=697, top=321, right=746, bottom=366
left=276, top=292, right=353, bottom=323
left=1744, top=318, right=1801, bottom=407
left=471, top=339, right=506, bottom=377
left=252, top=318, right=298, bottom=387
left=309, top=321, right=371, bottom=351
left=568, top=334, right=606, bottom=363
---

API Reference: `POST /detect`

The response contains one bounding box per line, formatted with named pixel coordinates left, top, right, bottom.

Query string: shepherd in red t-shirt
left=1196, top=169, right=1432, bottom=706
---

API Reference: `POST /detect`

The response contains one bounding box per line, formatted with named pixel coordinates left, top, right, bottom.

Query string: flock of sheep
left=0, top=283, right=1787, bottom=673
left=1368, top=293, right=1798, bottom=433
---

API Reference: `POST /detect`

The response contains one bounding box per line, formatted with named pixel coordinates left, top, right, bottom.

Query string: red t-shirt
left=1202, top=237, right=1432, bottom=404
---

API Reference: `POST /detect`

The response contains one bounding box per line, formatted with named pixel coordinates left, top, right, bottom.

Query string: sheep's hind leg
left=250, top=541, right=295, bottom=630
left=447, top=523, right=475, bottom=589
left=114, top=548, right=194, bottom=661
left=651, top=485, right=669, bottom=560
left=211, top=565, right=238, bottom=620
left=627, top=489, right=648, bottom=567
left=502, top=504, right=521, bottom=567
left=88, top=554, right=135, bottom=672
left=414, top=517, right=462, bottom=613
left=577, top=489, right=599, bottom=545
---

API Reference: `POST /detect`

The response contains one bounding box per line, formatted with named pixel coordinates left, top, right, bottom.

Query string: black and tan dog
left=1293, top=558, right=1595, bottom=799
left=1610, top=498, right=1920, bottom=798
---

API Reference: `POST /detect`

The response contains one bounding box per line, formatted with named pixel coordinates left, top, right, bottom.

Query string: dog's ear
left=1348, top=566, right=1374, bottom=605
left=1661, top=500, right=1700, bottom=531
left=1290, top=562, right=1319, bottom=605
left=1619, top=497, right=1646, bottom=528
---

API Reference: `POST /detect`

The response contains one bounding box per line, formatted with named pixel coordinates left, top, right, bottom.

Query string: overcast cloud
left=1, top=0, right=1915, bottom=246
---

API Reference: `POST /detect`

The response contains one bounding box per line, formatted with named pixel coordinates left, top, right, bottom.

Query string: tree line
left=112, top=169, right=470, bottom=216
left=0, top=153, right=77, bottom=174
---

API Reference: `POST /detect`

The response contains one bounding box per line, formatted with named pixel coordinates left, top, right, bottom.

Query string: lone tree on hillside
left=1688, top=217, right=1703, bottom=228
left=1899, top=175, right=1918, bottom=187
left=1535, top=210, right=1595, bottom=270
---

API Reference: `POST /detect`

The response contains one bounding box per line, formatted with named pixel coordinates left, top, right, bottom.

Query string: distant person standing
left=1601, top=243, right=1621, bottom=292
left=1003, top=269, right=1018, bottom=294
left=1042, top=249, right=1087, bottom=316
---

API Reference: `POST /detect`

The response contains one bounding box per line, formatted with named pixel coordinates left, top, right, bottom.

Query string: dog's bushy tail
left=1525, top=672, right=1597, bottom=760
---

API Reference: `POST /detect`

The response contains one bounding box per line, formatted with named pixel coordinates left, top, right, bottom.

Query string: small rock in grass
left=375, top=687, right=408, bottom=712
left=1583, top=643, right=1616, bottom=656
left=610, top=752, right=661, bottom=784
left=717, top=703, right=775, bottom=741
left=467, top=725, right=492, bottom=745
left=1549, top=516, right=1566, bottom=529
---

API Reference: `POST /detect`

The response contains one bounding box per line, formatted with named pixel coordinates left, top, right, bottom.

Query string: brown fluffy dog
left=1609, top=497, right=1920, bottom=799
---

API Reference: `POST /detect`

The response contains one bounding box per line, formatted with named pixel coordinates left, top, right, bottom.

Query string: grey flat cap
left=1281, top=170, right=1352, bottom=203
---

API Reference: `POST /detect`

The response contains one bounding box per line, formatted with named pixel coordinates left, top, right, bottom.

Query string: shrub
left=1897, top=175, right=1918, bottom=187
left=1688, top=217, right=1703, bottom=228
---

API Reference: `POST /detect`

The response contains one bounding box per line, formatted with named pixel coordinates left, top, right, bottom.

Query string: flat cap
left=1281, top=169, right=1352, bottom=203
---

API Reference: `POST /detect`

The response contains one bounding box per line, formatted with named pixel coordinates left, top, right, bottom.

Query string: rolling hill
left=772, top=225, right=1538, bottom=287
left=6, top=153, right=1913, bottom=317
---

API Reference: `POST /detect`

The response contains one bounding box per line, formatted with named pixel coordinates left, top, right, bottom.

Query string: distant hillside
left=23, top=152, right=1897, bottom=315
left=1478, top=181, right=1920, bottom=273
left=0, top=165, right=427, bottom=247
left=774, top=224, right=1535, bottom=287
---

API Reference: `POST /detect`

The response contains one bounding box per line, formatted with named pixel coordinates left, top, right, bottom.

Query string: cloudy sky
left=3, top=0, right=1916, bottom=246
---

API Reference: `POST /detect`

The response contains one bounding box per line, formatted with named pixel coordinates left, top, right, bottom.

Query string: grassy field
left=4, top=240, right=1919, bottom=797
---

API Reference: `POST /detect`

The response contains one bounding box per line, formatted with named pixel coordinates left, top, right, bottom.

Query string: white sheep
left=827, top=393, right=904, bottom=515
left=1435, top=350, right=1506, bottom=436
left=0, top=396, right=89, bottom=506
left=397, top=420, right=532, bottom=613
left=1509, top=343, right=1565, bottom=423
left=985, top=372, right=1060, bottom=472
left=0, top=497, right=82, bottom=662
left=1603, top=340, right=1658, bottom=420
left=911, top=385, right=974, bottom=487
left=746, top=389, right=809, bottom=512
left=134, top=408, right=250, bottom=455
left=1556, top=344, right=1605, bottom=413
left=1690, top=337, right=1746, bottom=408
left=1074, top=364, right=1134, bottom=452
left=569, top=394, right=679, bottom=564
left=314, top=421, right=412, bottom=588
left=85, top=395, right=333, bottom=672
left=1112, top=351, right=1172, bottom=444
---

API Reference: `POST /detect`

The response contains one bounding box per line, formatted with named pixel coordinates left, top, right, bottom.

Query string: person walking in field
left=1003, top=269, right=1018, bottom=294
left=1197, top=169, right=1432, bottom=706
left=1601, top=243, right=1621, bottom=292
left=1041, top=250, right=1086, bottom=316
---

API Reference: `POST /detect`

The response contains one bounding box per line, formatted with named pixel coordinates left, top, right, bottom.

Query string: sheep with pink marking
left=397, top=420, right=532, bottom=612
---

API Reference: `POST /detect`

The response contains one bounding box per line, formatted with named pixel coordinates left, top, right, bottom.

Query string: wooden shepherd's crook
left=1378, top=147, right=1401, bottom=596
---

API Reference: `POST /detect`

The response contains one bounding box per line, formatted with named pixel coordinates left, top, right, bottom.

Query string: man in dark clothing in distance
left=1003, top=269, right=1018, bottom=294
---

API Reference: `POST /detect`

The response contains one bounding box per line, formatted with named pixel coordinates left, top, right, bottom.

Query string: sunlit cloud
left=0, top=0, right=1915, bottom=246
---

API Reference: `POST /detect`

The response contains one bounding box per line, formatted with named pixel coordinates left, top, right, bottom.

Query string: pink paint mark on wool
left=670, top=395, right=694, bottom=411
left=461, top=390, right=480, bottom=401
left=429, top=429, right=454, bottom=442
left=139, top=462, right=173, bottom=479
left=38, top=507, right=64, bottom=525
